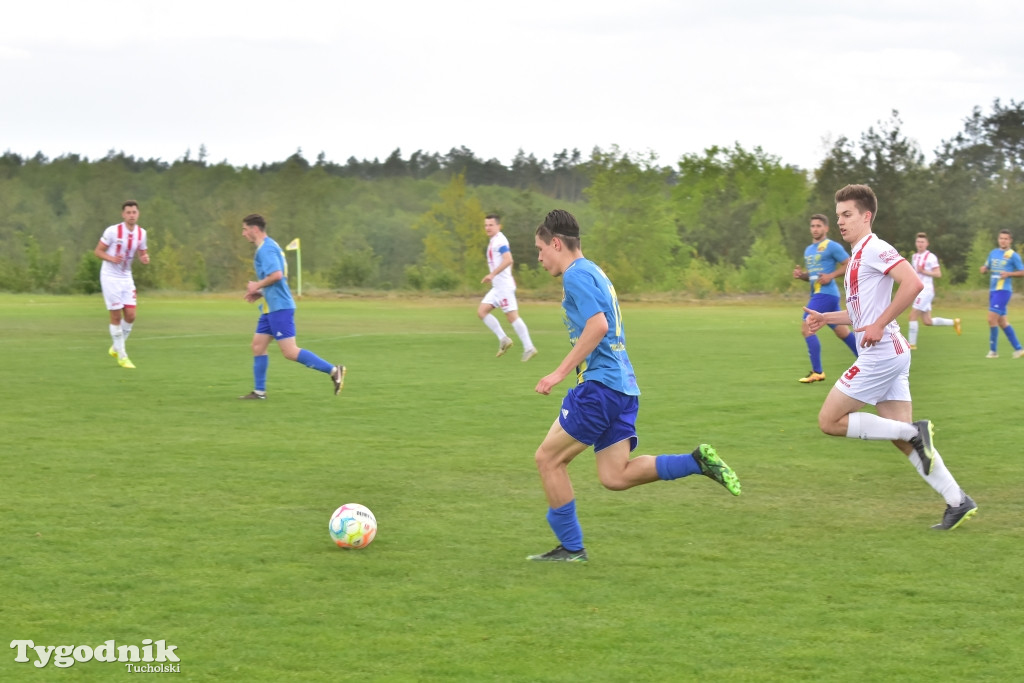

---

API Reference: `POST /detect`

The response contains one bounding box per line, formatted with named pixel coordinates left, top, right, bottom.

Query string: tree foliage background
left=1, top=100, right=1021, bottom=296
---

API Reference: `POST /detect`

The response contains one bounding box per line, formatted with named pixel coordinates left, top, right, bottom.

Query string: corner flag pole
left=285, top=238, right=302, bottom=298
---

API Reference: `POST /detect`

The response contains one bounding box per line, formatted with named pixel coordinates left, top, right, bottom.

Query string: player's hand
left=802, top=307, right=825, bottom=333
left=854, top=322, right=884, bottom=347
left=109, top=255, right=124, bottom=264
left=246, top=281, right=262, bottom=296
left=481, top=274, right=493, bottom=284
left=140, top=253, right=150, bottom=264
left=535, top=370, right=567, bottom=395
left=980, top=266, right=988, bottom=274
left=818, top=273, right=832, bottom=285
left=792, top=268, right=803, bottom=280
left=1000, top=271, right=1009, bottom=279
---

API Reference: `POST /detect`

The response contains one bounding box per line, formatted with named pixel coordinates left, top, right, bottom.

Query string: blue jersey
left=985, top=248, right=1024, bottom=292
left=803, top=239, right=849, bottom=297
left=560, top=258, right=640, bottom=396
left=254, top=236, right=295, bottom=312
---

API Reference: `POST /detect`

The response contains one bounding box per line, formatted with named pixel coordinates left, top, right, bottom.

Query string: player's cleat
left=117, top=357, right=136, bottom=369
left=238, top=391, right=266, bottom=400
left=527, top=545, right=588, bottom=562
left=521, top=347, right=538, bottom=362
left=931, top=492, right=977, bottom=530
left=908, top=344, right=918, bottom=350
left=909, top=420, right=935, bottom=476
left=986, top=351, right=999, bottom=358
left=496, top=336, right=513, bottom=357
left=693, top=444, right=741, bottom=496
left=798, top=371, right=826, bottom=383
left=108, top=346, right=118, bottom=358
left=954, top=318, right=962, bottom=335
left=1014, top=349, right=1024, bottom=359
left=331, top=365, right=347, bottom=395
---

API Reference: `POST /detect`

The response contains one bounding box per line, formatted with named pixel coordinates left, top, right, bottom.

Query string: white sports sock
left=109, top=324, right=125, bottom=358
left=482, top=313, right=507, bottom=340
left=932, top=318, right=954, bottom=326
left=121, top=320, right=134, bottom=340
left=512, top=318, right=534, bottom=350
left=908, top=449, right=963, bottom=506
left=908, top=320, right=919, bottom=345
left=846, top=412, right=919, bottom=442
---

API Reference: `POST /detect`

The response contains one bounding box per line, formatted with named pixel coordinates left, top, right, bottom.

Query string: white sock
left=846, top=412, right=919, bottom=442
left=121, top=320, right=134, bottom=341
left=512, top=318, right=534, bottom=351
left=908, top=320, right=919, bottom=345
left=932, top=318, right=954, bottom=326
left=483, top=313, right=507, bottom=340
left=109, top=324, right=125, bottom=358
left=908, top=449, right=963, bottom=506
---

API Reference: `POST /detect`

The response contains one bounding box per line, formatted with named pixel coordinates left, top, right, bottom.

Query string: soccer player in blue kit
left=238, top=214, right=345, bottom=400
left=980, top=229, right=1024, bottom=358
left=527, top=209, right=741, bottom=562
left=792, top=214, right=858, bottom=383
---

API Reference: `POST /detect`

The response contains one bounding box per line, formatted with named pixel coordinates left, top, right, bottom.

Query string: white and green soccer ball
left=329, top=503, right=377, bottom=549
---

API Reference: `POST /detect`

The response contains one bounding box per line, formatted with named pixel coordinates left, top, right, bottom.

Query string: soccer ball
left=329, top=503, right=377, bottom=549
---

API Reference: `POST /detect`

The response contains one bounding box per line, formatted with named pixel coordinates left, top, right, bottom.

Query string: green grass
left=1, top=293, right=1021, bottom=681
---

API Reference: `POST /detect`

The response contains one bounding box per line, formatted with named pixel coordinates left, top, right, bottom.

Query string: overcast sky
left=1, top=1, right=1020, bottom=171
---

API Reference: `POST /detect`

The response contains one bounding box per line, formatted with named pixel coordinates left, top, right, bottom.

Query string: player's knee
left=817, top=412, right=845, bottom=436
left=598, top=473, right=630, bottom=491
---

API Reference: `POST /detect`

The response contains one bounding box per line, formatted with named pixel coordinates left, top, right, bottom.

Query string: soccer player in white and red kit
left=907, top=232, right=961, bottom=348
left=93, top=200, right=149, bottom=369
left=477, top=214, right=537, bottom=361
left=803, top=184, right=977, bottom=530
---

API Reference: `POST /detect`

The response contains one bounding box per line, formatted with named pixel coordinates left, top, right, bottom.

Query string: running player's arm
left=246, top=269, right=283, bottom=297
left=998, top=254, right=1024, bottom=279
left=803, top=307, right=851, bottom=332
left=93, top=238, right=121, bottom=264
left=819, top=257, right=849, bottom=286
left=535, top=313, right=607, bottom=395
left=482, top=250, right=513, bottom=284
left=854, top=260, right=923, bottom=346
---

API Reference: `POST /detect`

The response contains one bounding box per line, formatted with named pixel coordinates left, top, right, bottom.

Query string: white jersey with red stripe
left=911, top=250, right=939, bottom=292
left=99, top=223, right=147, bottom=279
left=845, top=234, right=909, bottom=358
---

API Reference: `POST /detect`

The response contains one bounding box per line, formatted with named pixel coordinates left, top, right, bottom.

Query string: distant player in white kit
left=94, top=200, right=149, bottom=369
left=477, top=213, right=538, bottom=361
left=907, top=232, right=961, bottom=349
left=804, top=184, right=977, bottom=531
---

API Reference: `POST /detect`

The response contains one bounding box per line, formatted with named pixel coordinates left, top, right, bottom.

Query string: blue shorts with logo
left=255, top=308, right=296, bottom=340
left=559, top=380, right=639, bottom=453
left=989, top=290, right=1012, bottom=316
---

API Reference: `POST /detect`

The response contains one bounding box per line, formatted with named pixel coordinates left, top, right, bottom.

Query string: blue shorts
left=558, top=380, right=639, bottom=453
left=989, top=290, right=1012, bottom=316
left=255, top=308, right=296, bottom=340
left=804, top=293, right=841, bottom=318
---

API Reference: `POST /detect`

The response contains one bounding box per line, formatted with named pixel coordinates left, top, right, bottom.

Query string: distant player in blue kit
left=792, top=214, right=858, bottom=383
left=980, top=229, right=1024, bottom=358
left=527, top=209, right=741, bottom=562
left=238, top=214, right=346, bottom=400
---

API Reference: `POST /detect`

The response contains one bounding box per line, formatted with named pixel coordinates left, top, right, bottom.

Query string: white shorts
left=100, top=275, right=137, bottom=311
left=834, top=349, right=911, bottom=405
left=481, top=287, right=518, bottom=313
left=912, top=288, right=935, bottom=313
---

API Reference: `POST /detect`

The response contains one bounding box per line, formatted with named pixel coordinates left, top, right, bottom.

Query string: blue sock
left=990, top=327, right=999, bottom=352
left=253, top=354, right=269, bottom=392
left=296, top=348, right=334, bottom=373
left=1003, top=325, right=1022, bottom=351
left=655, top=453, right=702, bottom=480
left=805, top=335, right=822, bottom=373
left=546, top=500, right=584, bottom=552
left=841, top=331, right=858, bottom=356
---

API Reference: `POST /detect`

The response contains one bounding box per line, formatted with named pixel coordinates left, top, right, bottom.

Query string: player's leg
left=102, top=276, right=127, bottom=361
left=800, top=316, right=824, bottom=379
left=270, top=310, right=345, bottom=392
left=502, top=293, right=537, bottom=361
left=529, top=418, right=590, bottom=561
left=831, top=323, right=859, bottom=356
left=817, top=356, right=918, bottom=443
left=996, top=296, right=1023, bottom=354
left=478, top=296, right=512, bottom=355
left=908, top=307, right=921, bottom=347
left=877, top=399, right=977, bottom=529
left=240, top=331, right=272, bottom=399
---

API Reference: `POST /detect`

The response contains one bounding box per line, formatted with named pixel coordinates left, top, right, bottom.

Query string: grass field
left=2, top=292, right=1021, bottom=681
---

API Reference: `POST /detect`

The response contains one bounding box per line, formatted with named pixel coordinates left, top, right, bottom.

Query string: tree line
left=0, top=99, right=1020, bottom=297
